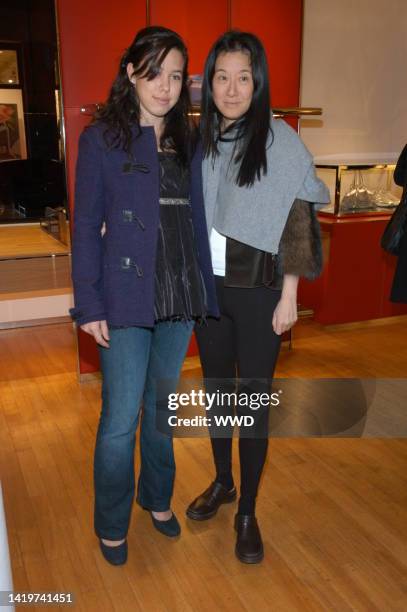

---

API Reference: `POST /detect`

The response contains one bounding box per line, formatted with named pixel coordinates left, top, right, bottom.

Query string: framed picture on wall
left=0, top=42, right=27, bottom=161
left=0, top=101, right=22, bottom=160
left=0, top=45, right=20, bottom=86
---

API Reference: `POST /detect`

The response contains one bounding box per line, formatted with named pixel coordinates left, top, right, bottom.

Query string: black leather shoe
left=149, top=511, right=181, bottom=537
left=99, top=539, right=127, bottom=565
left=186, top=481, right=237, bottom=521
left=234, top=514, right=264, bottom=564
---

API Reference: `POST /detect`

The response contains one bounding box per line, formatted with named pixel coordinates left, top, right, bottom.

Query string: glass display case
left=315, top=159, right=402, bottom=216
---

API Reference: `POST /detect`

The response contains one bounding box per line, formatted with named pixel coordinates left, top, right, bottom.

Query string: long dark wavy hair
left=201, top=30, right=273, bottom=186
left=96, top=26, right=196, bottom=165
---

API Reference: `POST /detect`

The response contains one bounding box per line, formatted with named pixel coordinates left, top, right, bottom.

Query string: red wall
left=231, top=0, right=302, bottom=109
left=149, top=0, right=229, bottom=74
left=57, top=0, right=303, bottom=374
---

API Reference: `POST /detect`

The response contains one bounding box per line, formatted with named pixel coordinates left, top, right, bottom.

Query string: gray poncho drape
left=202, top=117, right=330, bottom=254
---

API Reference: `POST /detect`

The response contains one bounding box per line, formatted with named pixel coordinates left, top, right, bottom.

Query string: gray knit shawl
left=202, top=117, right=330, bottom=254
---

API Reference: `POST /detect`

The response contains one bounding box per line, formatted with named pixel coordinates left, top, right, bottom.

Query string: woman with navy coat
left=70, top=26, right=218, bottom=565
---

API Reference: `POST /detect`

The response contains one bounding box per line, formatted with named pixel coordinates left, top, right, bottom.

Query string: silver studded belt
left=159, top=197, right=190, bottom=206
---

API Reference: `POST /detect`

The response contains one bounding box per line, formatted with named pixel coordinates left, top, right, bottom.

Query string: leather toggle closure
left=120, top=257, right=143, bottom=277
left=122, top=209, right=145, bottom=229
left=122, top=161, right=150, bottom=174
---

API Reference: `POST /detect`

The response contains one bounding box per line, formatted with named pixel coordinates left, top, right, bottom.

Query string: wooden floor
left=0, top=225, right=70, bottom=259
left=1, top=319, right=407, bottom=611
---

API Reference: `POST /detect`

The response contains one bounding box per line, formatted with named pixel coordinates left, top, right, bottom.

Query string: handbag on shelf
left=381, top=187, right=407, bottom=255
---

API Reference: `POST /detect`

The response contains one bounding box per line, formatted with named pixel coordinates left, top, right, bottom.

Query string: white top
left=210, top=228, right=226, bottom=277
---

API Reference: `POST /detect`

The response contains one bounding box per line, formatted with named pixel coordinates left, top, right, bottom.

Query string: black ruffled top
left=154, top=152, right=207, bottom=321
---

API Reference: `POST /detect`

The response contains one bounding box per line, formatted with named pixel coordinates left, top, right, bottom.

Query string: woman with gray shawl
left=185, top=31, right=330, bottom=564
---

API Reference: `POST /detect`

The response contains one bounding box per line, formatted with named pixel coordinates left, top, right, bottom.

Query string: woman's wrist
left=280, top=292, right=297, bottom=303
left=281, top=274, right=299, bottom=300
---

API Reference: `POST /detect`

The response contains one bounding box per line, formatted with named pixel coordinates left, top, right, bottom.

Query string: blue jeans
left=94, top=320, right=193, bottom=540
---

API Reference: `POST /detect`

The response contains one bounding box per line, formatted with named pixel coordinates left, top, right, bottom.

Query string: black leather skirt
left=224, top=237, right=283, bottom=289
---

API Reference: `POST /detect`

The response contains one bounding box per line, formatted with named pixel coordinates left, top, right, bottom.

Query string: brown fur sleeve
left=278, top=199, right=323, bottom=280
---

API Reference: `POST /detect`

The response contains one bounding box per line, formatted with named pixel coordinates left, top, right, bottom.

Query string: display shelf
left=315, top=160, right=402, bottom=216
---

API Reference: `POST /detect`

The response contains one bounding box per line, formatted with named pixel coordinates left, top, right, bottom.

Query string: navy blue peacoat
left=70, top=122, right=219, bottom=327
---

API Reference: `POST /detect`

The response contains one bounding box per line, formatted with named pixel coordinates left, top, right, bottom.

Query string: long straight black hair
left=96, top=26, right=196, bottom=165
left=201, top=30, right=273, bottom=186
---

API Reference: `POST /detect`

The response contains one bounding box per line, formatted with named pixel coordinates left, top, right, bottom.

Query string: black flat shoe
left=149, top=511, right=181, bottom=537
left=186, top=481, right=237, bottom=521
left=234, top=514, right=264, bottom=564
left=99, top=539, right=128, bottom=565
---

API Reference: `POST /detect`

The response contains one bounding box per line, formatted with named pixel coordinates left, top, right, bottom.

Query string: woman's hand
left=80, top=320, right=110, bottom=348
left=272, top=296, right=298, bottom=335
left=272, top=274, right=299, bottom=335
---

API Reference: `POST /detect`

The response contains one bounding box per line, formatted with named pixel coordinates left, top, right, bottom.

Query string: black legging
left=195, top=275, right=282, bottom=515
